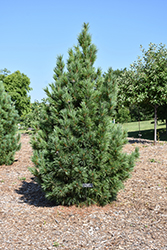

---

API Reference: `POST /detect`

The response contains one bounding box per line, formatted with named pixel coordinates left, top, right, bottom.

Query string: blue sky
left=1, top=0, right=167, bottom=102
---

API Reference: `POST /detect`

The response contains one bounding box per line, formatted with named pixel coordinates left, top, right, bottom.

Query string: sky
left=1, top=0, right=167, bottom=102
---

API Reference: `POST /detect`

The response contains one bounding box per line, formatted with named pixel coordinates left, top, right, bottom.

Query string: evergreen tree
left=30, top=23, right=139, bottom=206
left=0, top=81, right=21, bottom=165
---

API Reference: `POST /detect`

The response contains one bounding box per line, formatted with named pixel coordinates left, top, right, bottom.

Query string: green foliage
left=157, top=104, right=167, bottom=134
left=0, top=81, right=21, bottom=165
left=21, top=100, right=45, bottom=132
left=30, top=23, right=139, bottom=206
left=115, top=106, right=131, bottom=123
left=0, top=69, right=32, bottom=116
left=132, top=43, right=167, bottom=107
left=113, top=68, right=153, bottom=123
left=0, top=68, right=11, bottom=81
left=129, top=104, right=154, bottom=122
left=118, top=43, right=167, bottom=142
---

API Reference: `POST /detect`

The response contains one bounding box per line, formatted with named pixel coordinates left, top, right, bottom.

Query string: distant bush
left=20, top=100, right=45, bottom=133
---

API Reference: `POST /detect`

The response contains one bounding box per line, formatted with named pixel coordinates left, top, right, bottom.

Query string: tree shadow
left=15, top=178, right=56, bottom=207
left=128, top=128, right=167, bottom=142
left=128, top=138, right=153, bottom=144
left=15, top=178, right=117, bottom=207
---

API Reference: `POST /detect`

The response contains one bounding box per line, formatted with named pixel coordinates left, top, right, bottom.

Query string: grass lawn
left=122, top=120, right=167, bottom=141
left=18, top=120, right=167, bottom=141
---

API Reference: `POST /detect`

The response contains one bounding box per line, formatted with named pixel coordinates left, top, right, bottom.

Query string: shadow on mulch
left=15, top=178, right=56, bottom=207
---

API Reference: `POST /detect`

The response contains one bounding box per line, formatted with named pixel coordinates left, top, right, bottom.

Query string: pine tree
left=30, top=23, right=139, bottom=206
left=0, top=81, right=21, bottom=165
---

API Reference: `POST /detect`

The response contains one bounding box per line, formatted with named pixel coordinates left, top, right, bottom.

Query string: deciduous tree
left=118, top=43, right=167, bottom=143
left=0, top=70, right=32, bottom=116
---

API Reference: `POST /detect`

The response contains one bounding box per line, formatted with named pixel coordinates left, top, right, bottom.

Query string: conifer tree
left=30, top=23, right=139, bottom=206
left=0, top=81, right=21, bottom=165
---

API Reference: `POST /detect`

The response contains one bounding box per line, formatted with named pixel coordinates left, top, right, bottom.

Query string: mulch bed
left=0, top=134, right=167, bottom=249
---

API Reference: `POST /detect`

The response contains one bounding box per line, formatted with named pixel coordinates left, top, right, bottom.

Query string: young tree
left=118, top=43, right=167, bottom=143
left=30, top=23, right=139, bottom=206
left=0, top=81, right=21, bottom=165
left=0, top=70, right=32, bottom=116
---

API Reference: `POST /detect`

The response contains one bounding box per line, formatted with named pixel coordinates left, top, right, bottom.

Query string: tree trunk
left=154, top=105, right=158, bottom=144
left=166, top=119, right=167, bottom=135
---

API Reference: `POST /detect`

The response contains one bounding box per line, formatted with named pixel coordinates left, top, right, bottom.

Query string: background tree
left=118, top=43, right=167, bottom=143
left=0, top=68, right=11, bottom=81
left=21, top=100, right=46, bottom=132
left=115, top=68, right=154, bottom=124
left=0, top=81, right=21, bottom=165
left=112, top=68, right=131, bottom=123
left=30, top=23, right=139, bottom=206
left=0, top=70, right=32, bottom=116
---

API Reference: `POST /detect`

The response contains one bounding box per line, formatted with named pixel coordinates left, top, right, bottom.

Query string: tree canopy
left=118, top=43, right=167, bottom=143
left=0, top=69, right=32, bottom=116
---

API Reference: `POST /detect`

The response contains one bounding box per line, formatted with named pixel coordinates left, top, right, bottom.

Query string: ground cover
left=0, top=134, right=167, bottom=249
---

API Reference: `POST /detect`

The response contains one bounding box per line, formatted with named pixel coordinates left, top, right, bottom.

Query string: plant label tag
left=82, top=183, right=93, bottom=188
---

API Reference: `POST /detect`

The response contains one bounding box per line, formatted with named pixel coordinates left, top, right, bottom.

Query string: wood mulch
left=0, top=134, right=167, bottom=249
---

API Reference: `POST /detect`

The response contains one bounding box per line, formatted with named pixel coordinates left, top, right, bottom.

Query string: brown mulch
left=0, top=134, right=167, bottom=250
